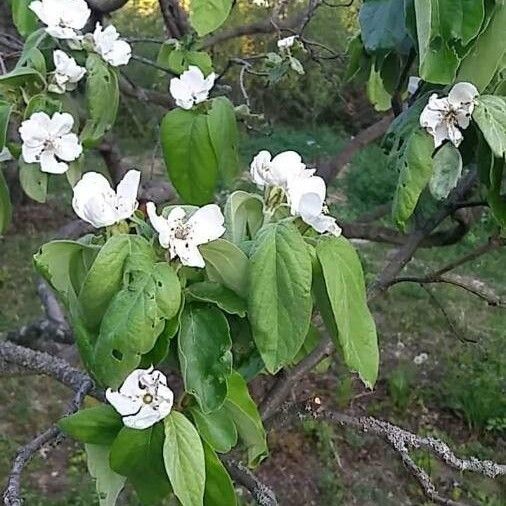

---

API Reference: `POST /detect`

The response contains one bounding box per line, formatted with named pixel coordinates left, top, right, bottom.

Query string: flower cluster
left=420, top=82, right=479, bottom=148
left=250, top=150, right=341, bottom=236
left=49, top=50, right=86, bottom=94
left=29, top=0, right=131, bottom=66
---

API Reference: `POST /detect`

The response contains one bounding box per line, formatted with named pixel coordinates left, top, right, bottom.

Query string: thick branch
left=0, top=341, right=104, bottom=401
left=158, top=0, right=189, bottom=38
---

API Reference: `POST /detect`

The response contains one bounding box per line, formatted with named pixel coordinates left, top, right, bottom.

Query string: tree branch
left=271, top=399, right=506, bottom=506
left=3, top=379, right=93, bottom=506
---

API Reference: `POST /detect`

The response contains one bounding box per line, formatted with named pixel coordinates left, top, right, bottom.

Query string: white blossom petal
left=448, top=82, right=478, bottom=108
left=55, top=133, right=82, bottom=161
left=39, top=150, right=68, bottom=174
left=147, top=202, right=172, bottom=248
left=277, top=36, right=296, bottom=49
left=188, top=204, right=225, bottom=246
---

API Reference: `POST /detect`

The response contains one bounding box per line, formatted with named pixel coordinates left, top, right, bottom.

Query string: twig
left=3, top=379, right=93, bottom=506
left=223, top=458, right=278, bottom=506
left=271, top=400, right=506, bottom=506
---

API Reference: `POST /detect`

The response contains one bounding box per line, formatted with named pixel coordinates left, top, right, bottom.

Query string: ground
left=0, top=127, right=504, bottom=505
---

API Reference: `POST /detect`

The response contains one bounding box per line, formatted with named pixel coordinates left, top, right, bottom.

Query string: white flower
left=0, top=147, right=12, bottom=162
left=407, top=76, right=421, bottom=96
left=49, top=50, right=86, bottom=94
left=287, top=175, right=341, bottom=236
left=249, top=150, right=313, bottom=190
left=277, top=35, right=296, bottom=50
left=29, top=0, right=90, bottom=40
left=420, top=82, right=479, bottom=148
left=19, top=112, right=82, bottom=174
left=413, top=352, right=429, bottom=365
left=169, top=66, right=216, bottom=110
left=147, top=202, right=225, bottom=268
left=72, top=170, right=140, bottom=228
left=106, top=367, right=174, bottom=430
left=92, top=23, right=132, bottom=67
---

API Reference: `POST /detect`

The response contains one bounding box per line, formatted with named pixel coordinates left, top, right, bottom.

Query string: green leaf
left=200, top=239, right=248, bottom=297
left=315, top=237, right=379, bottom=388
left=429, top=143, right=463, bottom=200
left=186, top=281, right=246, bottom=317
left=189, top=0, right=233, bottom=36
left=160, top=108, right=218, bottom=205
left=414, top=0, right=460, bottom=84
left=203, top=442, right=237, bottom=506
left=34, top=240, right=99, bottom=307
left=457, top=2, right=506, bottom=91
left=164, top=411, right=205, bottom=506
left=15, top=28, right=47, bottom=68
left=472, top=95, right=506, bottom=158
left=24, top=93, right=62, bottom=118
left=438, top=0, right=484, bottom=45
left=0, top=100, right=12, bottom=152
left=81, top=54, right=119, bottom=148
left=158, top=45, right=213, bottom=76
left=366, top=65, right=391, bottom=112
left=18, top=160, right=47, bottom=203
left=0, top=166, right=11, bottom=235
left=392, top=129, right=434, bottom=230
left=109, top=423, right=172, bottom=505
left=359, top=0, right=411, bottom=54
left=152, top=262, right=182, bottom=319
left=10, top=0, right=39, bottom=38
left=207, top=96, right=240, bottom=185
left=248, top=222, right=312, bottom=373
left=58, top=405, right=122, bottom=445
left=223, top=371, right=267, bottom=467
left=78, top=235, right=150, bottom=330
left=224, top=191, right=264, bottom=245
left=178, top=304, right=232, bottom=413
left=344, top=35, right=371, bottom=83
left=0, top=67, right=45, bottom=89
left=189, top=405, right=238, bottom=454
left=93, top=271, right=162, bottom=388
left=293, top=324, right=322, bottom=365
left=85, top=444, right=126, bottom=506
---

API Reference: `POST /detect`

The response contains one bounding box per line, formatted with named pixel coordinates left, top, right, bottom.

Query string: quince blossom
left=106, top=367, right=174, bottom=430
left=72, top=170, right=140, bottom=228
left=169, top=66, right=216, bottom=110
left=49, top=50, right=86, bottom=94
left=29, top=0, right=90, bottom=40
left=288, top=175, right=342, bottom=236
left=19, top=112, right=82, bottom=174
left=92, top=23, right=132, bottom=67
left=249, top=150, right=340, bottom=236
left=420, top=82, right=479, bottom=148
left=250, top=150, right=312, bottom=189
left=277, top=36, right=296, bottom=50
left=147, top=202, right=225, bottom=268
